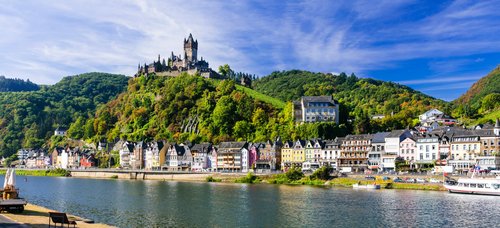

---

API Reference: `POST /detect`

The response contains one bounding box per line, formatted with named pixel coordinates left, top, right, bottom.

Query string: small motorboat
left=353, top=183, right=381, bottom=189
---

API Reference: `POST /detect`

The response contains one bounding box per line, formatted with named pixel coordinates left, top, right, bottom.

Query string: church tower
left=494, top=118, right=500, bottom=136
left=184, top=33, right=198, bottom=64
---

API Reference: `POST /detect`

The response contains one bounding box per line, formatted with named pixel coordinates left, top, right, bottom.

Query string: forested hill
left=452, top=66, right=500, bottom=125
left=0, top=72, right=129, bottom=157
left=454, top=65, right=500, bottom=106
left=81, top=73, right=284, bottom=144
left=453, top=67, right=500, bottom=109
left=0, top=76, right=39, bottom=92
left=253, top=70, right=449, bottom=130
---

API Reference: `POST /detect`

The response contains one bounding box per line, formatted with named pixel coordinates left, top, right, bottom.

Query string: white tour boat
left=444, top=177, right=500, bottom=196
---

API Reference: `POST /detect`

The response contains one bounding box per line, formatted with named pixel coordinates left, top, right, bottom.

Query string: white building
left=416, top=134, right=440, bottom=164
left=321, top=138, right=343, bottom=168
left=385, top=130, right=412, bottom=155
left=419, top=109, right=443, bottom=123
left=119, top=141, right=135, bottom=168
left=399, top=137, right=417, bottom=162
left=191, top=143, right=213, bottom=172
left=293, top=96, right=339, bottom=124
left=369, top=132, right=389, bottom=170
left=54, top=127, right=67, bottom=136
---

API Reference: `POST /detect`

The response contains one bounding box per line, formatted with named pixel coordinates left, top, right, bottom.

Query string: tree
left=218, top=64, right=233, bottom=79
left=481, top=93, right=500, bottom=112
left=67, top=116, right=85, bottom=139
left=233, top=121, right=252, bottom=141
left=212, top=96, right=236, bottom=135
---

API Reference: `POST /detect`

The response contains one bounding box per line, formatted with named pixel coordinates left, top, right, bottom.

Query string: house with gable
left=246, top=143, right=260, bottom=172
left=130, top=141, right=146, bottom=169
left=321, top=137, right=343, bottom=168
left=191, top=143, right=213, bottom=172
left=255, top=139, right=282, bottom=172
left=280, top=141, right=294, bottom=171
left=119, top=141, right=135, bottom=168
left=164, top=143, right=192, bottom=171
left=144, top=141, right=165, bottom=170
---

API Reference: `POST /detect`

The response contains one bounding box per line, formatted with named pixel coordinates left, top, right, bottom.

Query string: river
left=11, top=176, right=500, bottom=227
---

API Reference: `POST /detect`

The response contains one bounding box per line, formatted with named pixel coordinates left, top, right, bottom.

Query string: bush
left=206, top=176, right=222, bottom=182
left=285, top=167, right=304, bottom=181
left=234, top=172, right=261, bottom=184
left=310, top=166, right=333, bottom=180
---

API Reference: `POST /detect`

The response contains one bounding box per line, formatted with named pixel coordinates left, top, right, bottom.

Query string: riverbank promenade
left=2, top=203, right=112, bottom=228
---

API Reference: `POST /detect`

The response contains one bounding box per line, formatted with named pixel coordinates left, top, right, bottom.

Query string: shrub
left=310, top=166, right=333, bottom=180
left=206, top=176, right=222, bottom=182
left=234, top=172, right=261, bottom=184
left=285, top=166, right=304, bottom=181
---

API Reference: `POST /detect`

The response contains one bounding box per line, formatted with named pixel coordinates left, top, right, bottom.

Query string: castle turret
left=184, top=33, right=198, bottom=64
left=494, top=118, right=500, bottom=136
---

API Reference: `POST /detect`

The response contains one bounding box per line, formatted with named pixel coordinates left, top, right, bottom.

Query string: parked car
left=393, top=177, right=404, bottom=183
left=416, top=178, right=426, bottom=183
left=405, top=178, right=416, bottom=183
left=365, top=176, right=376, bottom=180
left=429, top=178, right=442, bottom=183
left=382, top=176, right=391, bottom=181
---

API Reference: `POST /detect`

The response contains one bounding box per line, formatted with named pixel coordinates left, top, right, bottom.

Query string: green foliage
left=0, top=168, right=71, bottom=177
left=0, top=73, right=129, bottom=157
left=0, top=75, right=39, bottom=92
left=253, top=70, right=448, bottom=133
left=285, top=166, right=304, bottom=181
left=88, top=74, right=302, bottom=144
left=310, top=166, right=333, bottom=180
left=234, top=172, right=261, bottom=184
left=235, top=85, right=285, bottom=109
left=218, top=64, right=233, bottom=78
left=480, top=93, right=500, bottom=113
left=206, top=176, right=222, bottom=182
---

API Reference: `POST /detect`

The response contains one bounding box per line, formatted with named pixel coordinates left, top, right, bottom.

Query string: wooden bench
left=49, top=212, right=77, bottom=228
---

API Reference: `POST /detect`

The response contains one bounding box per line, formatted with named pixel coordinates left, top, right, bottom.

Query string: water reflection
left=10, top=176, right=500, bottom=227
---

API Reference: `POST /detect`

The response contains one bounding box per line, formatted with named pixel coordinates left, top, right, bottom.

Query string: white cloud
left=0, top=0, right=498, bottom=102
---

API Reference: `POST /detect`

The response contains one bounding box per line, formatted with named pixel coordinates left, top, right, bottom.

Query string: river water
left=11, top=176, right=500, bottom=227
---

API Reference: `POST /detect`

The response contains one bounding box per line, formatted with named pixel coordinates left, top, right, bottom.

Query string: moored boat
left=353, top=183, right=381, bottom=189
left=444, top=177, right=500, bottom=196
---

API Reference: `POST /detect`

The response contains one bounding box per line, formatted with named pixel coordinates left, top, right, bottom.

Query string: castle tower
left=184, top=33, right=198, bottom=64
left=494, top=118, right=500, bottom=136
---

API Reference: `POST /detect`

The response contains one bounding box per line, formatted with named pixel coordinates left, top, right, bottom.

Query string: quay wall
left=69, top=170, right=248, bottom=181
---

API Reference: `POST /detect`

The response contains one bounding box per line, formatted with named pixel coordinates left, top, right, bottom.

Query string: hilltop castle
left=135, top=34, right=220, bottom=78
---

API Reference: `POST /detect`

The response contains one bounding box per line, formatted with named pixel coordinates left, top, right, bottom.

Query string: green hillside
left=79, top=73, right=347, bottom=144
left=253, top=70, right=449, bottom=131
left=235, top=84, right=285, bottom=109
left=0, top=72, right=129, bottom=157
left=0, top=76, right=39, bottom=92
left=454, top=66, right=500, bottom=105
left=452, top=66, right=500, bottom=123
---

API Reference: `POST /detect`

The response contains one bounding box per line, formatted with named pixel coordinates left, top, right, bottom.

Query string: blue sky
left=1, top=0, right=499, bottom=101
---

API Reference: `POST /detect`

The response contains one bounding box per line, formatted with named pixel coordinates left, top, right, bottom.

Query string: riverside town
left=13, top=109, right=500, bottom=174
